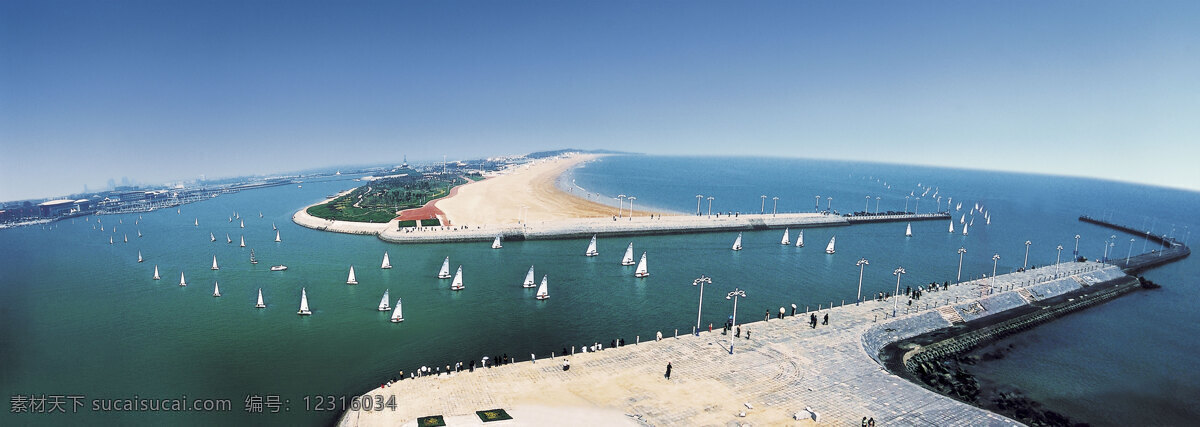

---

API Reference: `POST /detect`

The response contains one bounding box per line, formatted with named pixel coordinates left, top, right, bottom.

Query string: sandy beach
left=436, top=154, right=653, bottom=226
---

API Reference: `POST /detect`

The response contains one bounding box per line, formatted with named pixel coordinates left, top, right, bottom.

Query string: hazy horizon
left=3, top=0, right=1198, bottom=201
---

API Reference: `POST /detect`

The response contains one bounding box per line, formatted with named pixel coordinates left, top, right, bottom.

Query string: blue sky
left=2, top=0, right=1198, bottom=201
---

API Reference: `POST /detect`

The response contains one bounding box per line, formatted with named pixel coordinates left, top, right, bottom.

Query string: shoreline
left=292, top=191, right=395, bottom=235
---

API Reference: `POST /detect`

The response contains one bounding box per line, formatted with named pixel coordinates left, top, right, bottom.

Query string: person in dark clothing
left=810, top=313, right=818, bottom=328
left=665, top=362, right=672, bottom=379
left=735, top=325, right=741, bottom=337
left=822, top=313, right=829, bottom=325
left=469, top=360, right=475, bottom=372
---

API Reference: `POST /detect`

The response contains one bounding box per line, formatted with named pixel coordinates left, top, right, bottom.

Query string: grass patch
left=466, top=173, right=486, bottom=182
left=307, top=175, right=467, bottom=223
left=417, top=415, right=446, bottom=426
left=421, top=218, right=440, bottom=226
left=476, top=409, right=512, bottom=422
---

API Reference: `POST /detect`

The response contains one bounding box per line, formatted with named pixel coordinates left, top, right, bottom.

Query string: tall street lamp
left=696, top=194, right=703, bottom=216
left=826, top=196, right=833, bottom=212
left=1073, top=234, right=1081, bottom=258
left=864, top=195, right=870, bottom=213
left=760, top=195, right=767, bottom=214
left=1055, top=245, right=1064, bottom=276
left=1143, top=231, right=1150, bottom=253
left=875, top=197, right=881, bottom=214
left=707, top=197, right=715, bottom=217
left=892, top=267, right=906, bottom=316
left=814, top=195, right=820, bottom=212
left=957, top=246, right=967, bottom=282
left=1023, top=240, right=1032, bottom=269
left=627, top=197, right=636, bottom=221
left=856, top=258, right=869, bottom=304
left=726, top=288, right=747, bottom=353
left=991, top=254, right=1000, bottom=288
left=692, top=275, right=711, bottom=335
left=772, top=197, right=779, bottom=216
left=1126, top=238, right=1135, bottom=266
left=617, top=194, right=626, bottom=218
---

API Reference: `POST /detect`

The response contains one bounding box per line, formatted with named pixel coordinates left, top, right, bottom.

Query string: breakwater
left=377, top=212, right=950, bottom=244
left=1079, top=215, right=1191, bottom=272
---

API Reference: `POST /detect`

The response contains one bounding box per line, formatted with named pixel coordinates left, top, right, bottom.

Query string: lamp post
left=915, top=197, right=920, bottom=214
left=627, top=197, right=636, bottom=220
left=875, top=197, right=881, bottom=214
left=904, top=196, right=910, bottom=213
left=617, top=194, right=626, bottom=218
left=692, top=275, right=711, bottom=335
left=864, top=195, right=870, bottom=214
left=1143, top=231, right=1150, bottom=253
left=826, top=196, right=833, bottom=212
left=696, top=194, right=703, bottom=216
left=1055, top=245, right=1064, bottom=276
left=936, top=196, right=942, bottom=213
left=856, top=258, right=869, bottom=304
left=1023, top=240, right=1032, bottom=269
left=991, top=254, right=1000, bottom=288
left=707, top=197, right=714, bottom=217
left=892, top=267, right=906, bottom=316
left=814, top=195, right=820, bottom=212
left=726, top=288, right=746, bottom=353
left=760, top=195, right=767, bottom=214
left=1074, top=234, right=1081, bottom=258
left=957, top=246, right=967, bottom=282
left=1102, top=238, right=1110, bottom=262
left=1126, top=238, right=1135, bottom=266
left=772, top=197, right=779, bottom=216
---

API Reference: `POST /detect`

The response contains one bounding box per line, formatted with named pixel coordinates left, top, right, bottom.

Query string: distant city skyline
left=3, top=0, right=1198, bottom=202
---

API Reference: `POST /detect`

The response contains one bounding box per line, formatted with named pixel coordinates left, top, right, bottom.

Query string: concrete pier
left=378, top=212, right=949, bottom=244
left=337, top=259, right=1130, bottom=426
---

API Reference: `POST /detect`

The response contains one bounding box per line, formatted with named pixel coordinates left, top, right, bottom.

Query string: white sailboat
left=124, top=234, right=128, bottom=243
left=437, top=256, right=451, bottom=279
left=137, top=230, right=142, bottom=238
left=226, top=234, right=232, bottom=244
left=179, top=271, right=187, bottom=287
left=960, top=214, right=966, bottom=224
left=240, top=219, right=244, bottom=228
left=194, top=218, right=198, bottom=226
left=378, top=290, right=391, bottom=311
left=346, top=266, right=358, bottom=285
left=949, top=220, right=955, bottom=233
left=968, top=217, right=974, bottom=226
left=210, top=232, right=216, bottom=242
left=255, top=288, right=266, bottom=308
left=620, top=243, right=635, bottom=266
left=536, top=275, right=549, bottom=300
left=986, top=216, right=991, bottom=225
left=491, top=236, right=502, bottom=249
left=585, top=235, right=599, bottom=257
left=732, top=233, right=743, bottom=251
left=211, top=255, right=219, bottom=270
left=298, top=288, right=311, bottom=315
left=109, top=236, right=113, bottom=245
left=956, top=202, right=962, bottom=211
left=381, top=251, right=392, bottom=269
left=634, top=252, right=649, bottom=278
left=523, top=265, right=536, bottom=288
left=450, top=266, right=464, bottom=290
left=259, top=212, right=263, bottom=218
left=138, top=251, right=143, bottom=263
left=213, top=282, right=221, bottom=297
left=781, top=228, right=790, bottom=245
left=272, top=222, right=277, bottom=230
left=825, top=236, right=836, bottom=254
left=274, top=230, right=281, bottom=242
left=390, top=298, right=404, bottom=322
left=250, top=249, right=258, bottom=264
left=962, top=221, right=969, bottom=236
left=239, top=235, right=245, bottom=247
left=153, top=265, right=160, bottom=280
left=270, top=265, right=287, bottom=271
left=796, top=230, right=805, bottom=247
left=905, top=223, right=913, bottom=237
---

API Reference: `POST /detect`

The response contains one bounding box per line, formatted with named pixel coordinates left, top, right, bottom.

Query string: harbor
left=337, top=216, right=1190, bottom=426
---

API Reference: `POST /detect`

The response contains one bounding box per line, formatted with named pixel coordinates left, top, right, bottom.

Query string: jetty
left=378, top=212, right=949, bottom=244
left=339, top=216, right=1188, bottom=426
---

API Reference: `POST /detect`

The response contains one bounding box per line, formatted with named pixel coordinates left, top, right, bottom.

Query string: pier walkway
left=338, top=260, right=1121, bottom=427
left=378, top=212, right=949, bottom=244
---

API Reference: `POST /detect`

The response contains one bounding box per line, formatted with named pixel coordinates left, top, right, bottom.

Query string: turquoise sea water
left=1, top=155, right=1197, bottom=426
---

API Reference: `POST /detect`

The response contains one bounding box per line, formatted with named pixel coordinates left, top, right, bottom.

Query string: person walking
left=562, top=359, right=570, bottom=371
left=823, top=313, right=829, bottom=325
left=665, top=362, right=672, bottom=380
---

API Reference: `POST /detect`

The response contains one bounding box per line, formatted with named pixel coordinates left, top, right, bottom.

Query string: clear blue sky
left=2, top=0, right=1198, bottom=201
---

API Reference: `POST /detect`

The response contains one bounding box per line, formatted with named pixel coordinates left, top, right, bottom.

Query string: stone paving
left=338, top=261, right=1119, bottom=427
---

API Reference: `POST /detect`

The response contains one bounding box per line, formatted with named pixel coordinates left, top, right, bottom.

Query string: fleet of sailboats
left=634, top=252, right=649, bottom=277
left=731, top=233, right=743, bottom=251
left=585, top=235, right=599, bottom=257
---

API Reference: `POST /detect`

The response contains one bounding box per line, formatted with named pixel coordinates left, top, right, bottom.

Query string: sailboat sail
left=378, top=290, right=390, bottom=311
left=825, top=236, right=836, bottom=254
left=138, top=251, right=143, bottom=263
left=179, top=271, right=187, bottom=287
left=949, top=220, right=955, bottom=233
left=450, top=266, right=464, bottom=290
left=275, top=231, right=281, bottom=242
left=523, top=265, right=536, bottom=287
left=153, top=265, right=160, bottom=280
left=298, top=288, right=311, bottom=315
left=226, top=234, right=232, bottom=244
left=213, top=282, right=221, bottom=297
left=781, top=228, right=790, bottom=245
left=381, top=252, right=392, bottom=269
left=211, top=232, right=216, bottom=242
left=905, top=223, right=913, bottom=237
left=962, top=222, right=969, bottom=236
left=346, top=266, right=358, bottom=285
left=492, top=236, right=502, bottom=249
left=585, top=235, right=599, bottom=257
left=621, top=243, right=635, bottom=266
left=796, top=230, right=804, bottom=247
left=960, top=214, right=966, bottom=224
left=211, top=255, right=219, bottom=270
left=732, top=233, right=743, bottom=251
left=536, top=275, right=549, bottom=300
left=437, top=257, right=451, bottom=278
left=390, top=298, right=404, bottom=322
left=240, top=236, right=245, bottom=247
left=240, top=220, right=244, bottom=228
left=255, top=288, right=266, bottom=308
left=634, top=252, right=649, bottom=277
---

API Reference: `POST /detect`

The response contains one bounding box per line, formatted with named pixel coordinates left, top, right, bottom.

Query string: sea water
left=0, top=155, right=1196, bottom=426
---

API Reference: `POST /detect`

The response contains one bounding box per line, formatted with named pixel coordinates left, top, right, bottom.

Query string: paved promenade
left=339, top=261, right=1118, bottom=427
left=378, top=213, right=949, bottom=244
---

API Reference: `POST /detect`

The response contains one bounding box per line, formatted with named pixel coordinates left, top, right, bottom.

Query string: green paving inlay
left=417, top=415, right=446, bottom=426
left=476, top=408, right=513, bottom=422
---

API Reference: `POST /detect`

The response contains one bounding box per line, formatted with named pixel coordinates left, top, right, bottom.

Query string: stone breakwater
left=377, top=212, right=949, bottom=244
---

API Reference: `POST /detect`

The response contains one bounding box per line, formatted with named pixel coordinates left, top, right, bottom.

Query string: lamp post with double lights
left=692, top=275, right=711, bottom=336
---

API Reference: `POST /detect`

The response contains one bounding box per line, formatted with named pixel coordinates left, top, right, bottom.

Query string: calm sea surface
left=1, top=155, right=1197, bottom=426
